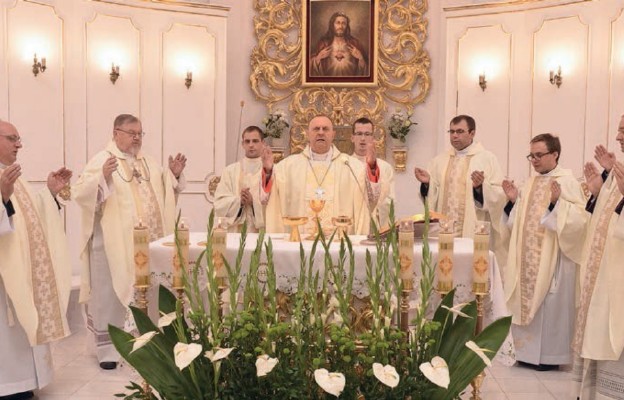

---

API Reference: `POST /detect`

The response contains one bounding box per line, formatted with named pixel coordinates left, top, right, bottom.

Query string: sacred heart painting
left=303, top=0, right=378, bottom=86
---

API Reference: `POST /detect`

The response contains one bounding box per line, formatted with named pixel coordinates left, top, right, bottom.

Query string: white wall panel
left=7, top=1, right=63, bottom=180
left=609, top=8, right=624, bottom=147
left=86, top=14, right=140, bottom=158
left=457, top=25, right=511, bottom=172
left=531, top=16, right=588, bottom=176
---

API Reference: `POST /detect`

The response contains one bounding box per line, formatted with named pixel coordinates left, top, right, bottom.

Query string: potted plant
left=388, top=110, right=417, bottom=146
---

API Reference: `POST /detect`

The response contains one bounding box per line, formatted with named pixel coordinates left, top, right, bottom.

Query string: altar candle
left=398, top=220, right=414, bottom=280
left=212, top=218, right=228, bottom=278
left=173, top=218, right=189, bottom=288
left=436, top=219, right=455, bottom=293
left=472, top=221, right=490, bottom=294
left=133, top=219, right=150, bottom=286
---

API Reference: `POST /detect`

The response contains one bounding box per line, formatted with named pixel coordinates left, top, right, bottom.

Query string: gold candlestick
left=308, top=198, right=326, bottom=239
left=212, top=219, right=228, bottom=279
left=217, top=277, right=228, bottom=320
left=398, top=220, right=414, bottom=332
left=173, top=218, right=189, bottom=290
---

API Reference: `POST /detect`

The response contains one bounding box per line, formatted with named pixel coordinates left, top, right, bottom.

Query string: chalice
left=307, top=198, right=326, bottom=239
left=282, top=217, right=308, bottom=242
left=331, top=215, right=352, bottom=241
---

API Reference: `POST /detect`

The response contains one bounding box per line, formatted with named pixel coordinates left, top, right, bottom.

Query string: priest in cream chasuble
left=502, top=134, right=587, bottom=367
left=0, top=120, right=72, bottom=396
left=573, top=124, right=624, bottom=399
left=73, top=114, right=186, bottom=367
left=261, top=116, right=380, bottom=236
left=350, top=117, right=395, bottom=231
left=215, top=126, right=265, bottom=232
left=414, top=115, right=507, bottom=265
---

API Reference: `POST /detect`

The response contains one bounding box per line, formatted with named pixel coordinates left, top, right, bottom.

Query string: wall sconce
left=109, top=63, right=120, bottom=84
left=32, top=53, right=46, bottom=76
left=185, top=71, right=192, bottom=89
left=549, top=66, right=562, bottom=88
left=478, top=73, right=487, bottom=91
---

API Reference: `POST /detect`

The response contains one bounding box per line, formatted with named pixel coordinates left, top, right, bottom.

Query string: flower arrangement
left=110, top=206, right=510, bottom=399
left=262, top=110, right=290, bottom=139
left=388, top=110, right=417, bottom=144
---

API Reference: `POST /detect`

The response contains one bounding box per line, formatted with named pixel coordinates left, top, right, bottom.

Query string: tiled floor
left=32, top=324, right=579, bottom=400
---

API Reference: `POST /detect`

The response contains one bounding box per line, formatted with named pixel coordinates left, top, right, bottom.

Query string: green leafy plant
left=110, top=204, right=510, bottom=399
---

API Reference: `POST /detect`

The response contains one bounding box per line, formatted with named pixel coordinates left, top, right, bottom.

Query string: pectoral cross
left=132, top=167, right=143, bottom=183
left=315, top=187, right=325, bottom=198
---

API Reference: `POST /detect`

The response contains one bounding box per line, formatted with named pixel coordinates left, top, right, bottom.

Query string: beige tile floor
left=32, top=302, right=579, bottom=400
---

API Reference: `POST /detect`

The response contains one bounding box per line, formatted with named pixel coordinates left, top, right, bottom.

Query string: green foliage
left=110, top=206, right=511, bottom=399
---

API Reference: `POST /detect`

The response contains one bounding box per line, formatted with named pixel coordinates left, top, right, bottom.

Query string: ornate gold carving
left=251, top=0, right=430, bottom=156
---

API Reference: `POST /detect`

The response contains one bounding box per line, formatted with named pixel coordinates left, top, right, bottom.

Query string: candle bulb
left=133, top=219, right=150, bottom=286
left=398, top=219, right=414, bottom=280
left=472, top=221, right=490, bottom=294
left=437, top=219, right=455, bottom=293
left=173, top=218, right=189, bottom=289
left=212, top=218, right=227, bottom=278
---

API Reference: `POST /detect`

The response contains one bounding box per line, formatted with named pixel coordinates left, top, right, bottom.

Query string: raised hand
left=47, top=167, right=73, bottom=196
left=348, top=44, right=364, bottom=61
left=315, top=46, right=332, bottom=62
left=168, top=153, right=187, bottom=179
left=365, top=142, right=377, bottom=168
left=502, top=179, right=518, bottom=203
left=102, top=155, right=118, bottom=182
left=584, top=162, right=603, bottom=197
left=613, top=161, right=624, bottom=196
left=550, top=180, right=561, bottom=203
left=594, top=145, right=615, bottom=172
left=1, top=163, right=21, bottom=202
left=471, top=170, right=485, bottom=188
left=413, top=167, right=430, bottom=184
left=261, top=144, right=274, bottom=173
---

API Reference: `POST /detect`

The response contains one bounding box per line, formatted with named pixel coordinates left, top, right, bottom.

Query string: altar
left=147, top=232, right=515, bottom=364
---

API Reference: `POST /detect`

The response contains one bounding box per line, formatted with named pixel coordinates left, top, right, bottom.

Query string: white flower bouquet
left=388, top=110, right=417, bottom=144
left=262, top=110, right=290, bottom=139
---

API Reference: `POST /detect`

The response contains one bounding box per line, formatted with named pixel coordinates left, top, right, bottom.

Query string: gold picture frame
left=303, top=0, right=378, bottom=87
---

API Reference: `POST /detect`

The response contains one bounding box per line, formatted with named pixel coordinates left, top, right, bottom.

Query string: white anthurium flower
left=373, top=363, right=400, bottom=388
left=328, top=296, right=340, bottom=309
left=205, top=347, right=235, bottom=363
left=441, top=303, right=472, bottom=319
left=419, top=356, right=450, bottom=389
left=157, top=312, right=177, bottom=328
left=174, top=342, right=203, bottom=370
left=256, top=354, right=279, bottom=377
left=130, top=331, right=157, bottom=354
left=465, top=341, right=493, bottom=367
left=314, top=368, right=346, bottom=397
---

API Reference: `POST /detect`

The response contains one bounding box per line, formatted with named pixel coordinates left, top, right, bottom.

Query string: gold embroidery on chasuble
left=304, top=161, right=336, bottom=236
left=13, top=180, right=65, bottom=344
left=441, top=155, right=472, bottom=236
left=572, top=188, right=622, bottom=352
left=238, top=159, right=261, bottom=232
left=119, top=159, right=164, bottom=241
left=518, top=176, right=551, bottom=325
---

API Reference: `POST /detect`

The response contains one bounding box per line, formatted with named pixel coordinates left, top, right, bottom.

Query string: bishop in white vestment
left=214, top=126, right=265, bottom=232
left=72, top=114, right=186, bottom=369
left=261, top=116, right=381, bottom=236
left=574, top=122, right=624, bottom=399
left=502, top=134, right=587, bottom=368
left=0, top=120, right=72, bottom=398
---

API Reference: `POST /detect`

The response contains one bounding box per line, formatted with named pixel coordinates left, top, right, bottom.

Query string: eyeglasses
left=447, top=129, right=469, bottom=135
left=0, top=134, right=22, bottom=144
left=353, top=131, right=373, bottom=137
left=115, top=128, right=146, bottom=138
left=526, top=152, right=553, bottom=161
